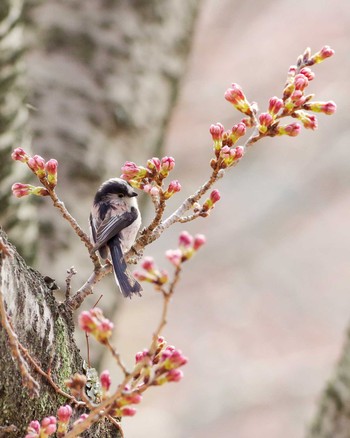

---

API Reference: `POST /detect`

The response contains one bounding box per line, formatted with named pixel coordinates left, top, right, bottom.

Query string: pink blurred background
left=74, top=1, right=350, bottom=437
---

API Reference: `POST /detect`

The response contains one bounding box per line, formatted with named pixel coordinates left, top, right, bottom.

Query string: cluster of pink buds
left=134, top=256, right=169, bottom=288
left=57, top=405, right=73, bottom=437
left=209, top=121, right=246, bottom=170
left=25, top=417, right=57, bottom=438
left=11, top=147, right=58, bottom=196
left=121, top=156, right=178, bottom=197
left=133, top=337, right=188, bottom=390
left=255, top=46, right=336, bottom=137
left=78, top=308, right=114, bottom=344
left=166, top=231, right=206, bottom=267
left=111, top=389, right=142, bottom=417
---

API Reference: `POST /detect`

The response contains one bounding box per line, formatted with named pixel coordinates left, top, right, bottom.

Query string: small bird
left=90, top=178, right=142, bottom=298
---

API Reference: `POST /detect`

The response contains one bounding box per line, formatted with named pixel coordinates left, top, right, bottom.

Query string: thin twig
left=0, top=287, right=39, bottom=397
left=17, top=339, right=85, bottom=407
left=65, top=266, right=77, bottom=301
left=106, top=340, right=130, bottom=377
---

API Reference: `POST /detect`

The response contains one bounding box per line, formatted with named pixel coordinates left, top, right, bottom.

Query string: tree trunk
left=307, top=327, right=350, bottom=438
left=0, top=229, right=117, bottom=437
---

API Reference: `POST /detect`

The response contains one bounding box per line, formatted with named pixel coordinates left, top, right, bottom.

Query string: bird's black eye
left=118, top=193, right=124, bottom=198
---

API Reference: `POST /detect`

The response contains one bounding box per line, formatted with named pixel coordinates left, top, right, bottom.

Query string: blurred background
left=1, top=0, right=350, bottom=437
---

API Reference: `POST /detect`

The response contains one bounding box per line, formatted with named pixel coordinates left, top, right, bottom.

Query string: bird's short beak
left=131, top=191, right=138, bottom=197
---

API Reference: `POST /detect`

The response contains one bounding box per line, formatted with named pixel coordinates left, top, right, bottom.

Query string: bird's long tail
left=108, top=236, right=142, bottom=298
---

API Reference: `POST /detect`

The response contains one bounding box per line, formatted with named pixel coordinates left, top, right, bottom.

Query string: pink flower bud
left=233, top=146, right=245, bottom=160
left=135, top=349, right=149, bottom=363
left=277, top=122, right=301, bottom=137
left=165, top=249, right=182, bottom=267
left=78, top=308, right=113, bottom=344
left=11, top=147, right=30, bottom=162
left=12, top=183, right=32, bottom=198
left=209, top=122, right=225, bottom=141
left=160, top=156, right=175, bottom=176
left=179, top=231, right=193, bottom=248
left=100, top=370, right=111, bottom=391
left=120, top=407, right=137, bottom=417
left=41, top=416, right=57, bottom=435
left=229, top=122, right=246, bottom=144
left=166, top=369, right=184, bottom=382
left=310, top=45, right=335, bottom=64
left=28, top=155, right=46, bottom=177
left=147, top=157, right=161, bottom=172
left=268, top=96, right=284, bottom=116
left=57, top=405, right=72, bottom=423
left=141, top=257, right=155, bottom=272
left=73, top=413, right=89, bottom=426
left=168, top=180, right=181, bottom=194
left=28, top=420, right=40, bottom=433
left=258, top=112, right=274, bottom=133
left=294, top=73, right=309, bottom=91
left=304, top=101, right=336, bottom=115
left=224, top=83, right=252, bottom=116
left=45, top=159, right=58, bottom=187
left=193, top=234, right=206, bottom=251
left=210, top=189, right=221, bottom=204
left=299, top=67, right=315, bottom=81
left=294, top=110, right=318, bottom=130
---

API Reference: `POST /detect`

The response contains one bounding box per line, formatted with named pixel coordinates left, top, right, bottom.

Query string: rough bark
left=0, top=228, right=118, bottom=437
left=23, top=0, right=200, bottom=284
left=307, top=327, right=350, bottom=438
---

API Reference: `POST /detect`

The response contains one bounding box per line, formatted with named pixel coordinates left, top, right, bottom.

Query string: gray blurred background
left=3, top=0, right=350, bottom=437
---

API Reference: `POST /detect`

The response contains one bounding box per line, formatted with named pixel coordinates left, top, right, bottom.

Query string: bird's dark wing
left=93, top=207, right=138, bottom=251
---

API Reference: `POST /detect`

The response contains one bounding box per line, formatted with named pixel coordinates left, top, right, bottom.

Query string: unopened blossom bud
left=193, top=234, right=206, bottom=251
left=303, top=100, right=336, bottom=115
left=290, top=90, right=306, bottom=106
left=100, top=370, right=111, bottom=392
left=141, top=256, right=156, bottom=272
left=120, top=392, right=142, bottom=406
left=164, top=180, right=181, bottom=199
left=179, top=231, right=193, bottom=248
left=299, top=67, right=315, bottom=81
left=166, top=249, right=182, bottom=267
left=229, top=122, right=246, bottom=144
left=166, top=369, right=184, bottom=382
left=11, top=147, right=30, bottom=162
left=294, top=110, right=318, bottom=130
left=57, top=405, right=72, bottom=423
left=120, top=407, right=137, bottom=417
left=12, top=183, right=49, bottom=198
left=78, top=308, right=114, bottom=344
left=277, top=122, right=301, bottom=137
left=26, top=420, right=41, bottom=438
left=209, top=122, right=225, bottom=142
left=268, top=96, right=284, bottom=116
left=160, top=156, right=175, bottom=177
left=224, top=83, right=253, bottom=116
left=202, top=189, right=221, bottom=212
left=258, top=112, right=274, bottom=133
left=41, top=416, right=57, bottom=435
left=121, top=161, right=148, bottom=181
left=28, top=155, right=46, bottom=177
left=45, top=159, right=58, bottom=188
left=135, top=349, right=150, bottom=363
left=147, top=157, right=161, bottom=172
left=310, top=45, right=334, bottom=64
left=294, top=73, right=309, bottom=91
left=57, top=405, right=72, bottom=436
